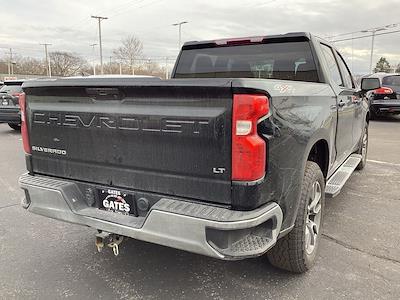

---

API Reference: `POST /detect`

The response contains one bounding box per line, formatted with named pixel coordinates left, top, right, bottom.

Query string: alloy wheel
left=305, top=181, right=322, bottom=255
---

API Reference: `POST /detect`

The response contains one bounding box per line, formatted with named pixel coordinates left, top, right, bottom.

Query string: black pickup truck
left=0, top=80, right=25, bottom=130
left=19, top=33, right=376, bottom=273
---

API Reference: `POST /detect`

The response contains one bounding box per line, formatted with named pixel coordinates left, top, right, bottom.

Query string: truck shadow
left=88, top=236, right=303, bottom=298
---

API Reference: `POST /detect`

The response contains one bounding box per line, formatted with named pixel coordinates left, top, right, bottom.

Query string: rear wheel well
left=307, top=140, right=329, bottom=179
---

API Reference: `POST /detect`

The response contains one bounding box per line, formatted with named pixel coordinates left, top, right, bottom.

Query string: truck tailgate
left=24, top=79, right=233, bottom=205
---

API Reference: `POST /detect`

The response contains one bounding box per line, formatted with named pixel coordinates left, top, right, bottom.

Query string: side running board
left=325, top=154, right=362, bottom=198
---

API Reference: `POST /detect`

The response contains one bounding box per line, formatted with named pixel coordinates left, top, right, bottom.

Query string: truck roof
left=182, top=32, right=313, bottom=48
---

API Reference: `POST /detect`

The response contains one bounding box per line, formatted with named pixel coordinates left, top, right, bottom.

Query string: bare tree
left=14, top=56, right=46, bottom=75
left=113, top=35, right=143, bottom=75
left=134, top=59, right=166, bottom=78
left=49, top=51, right=88, bottom=77
left=0, top=55, right=46, bottom=76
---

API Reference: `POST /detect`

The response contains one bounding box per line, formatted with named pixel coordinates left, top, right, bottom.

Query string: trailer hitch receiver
left=95, top=231, right=124, bottom=256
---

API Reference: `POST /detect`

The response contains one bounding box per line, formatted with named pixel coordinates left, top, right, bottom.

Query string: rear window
left=174, top=41, right=319, bottom=82
left=382, top=75, right=400, bottom=87
left=0, top=84, right=23, bottom=94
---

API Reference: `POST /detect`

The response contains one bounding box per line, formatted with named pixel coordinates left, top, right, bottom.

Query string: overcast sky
left=1, top=0, right=399, bottom=74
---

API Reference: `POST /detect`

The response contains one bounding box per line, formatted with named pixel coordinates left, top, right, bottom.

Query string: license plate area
left=97, top=188, right=137, bottom=216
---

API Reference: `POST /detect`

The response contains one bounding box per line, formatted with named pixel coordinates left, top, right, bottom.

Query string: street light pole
left=165, top=57, right=169, bottom=79
left=329, top=23, right=399, bottom=74
left=90, top=43, right=97, bottom=75
left=362, top=29, right=384, bottom=74
left=172, top=21, right=188, bottom=50
left=369, top=31, right=376, bottom=73
left=40, top=43, right=52, bottom=77
left=8, top=48, right=13, bottom=76
left=361, top=24, right=398, bottom=74
left=91, top=15, right=108, bottom=75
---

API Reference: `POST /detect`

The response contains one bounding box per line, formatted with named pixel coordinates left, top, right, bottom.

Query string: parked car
left=0, top=80, right=25, bottom=130
left=364, top=73, right=400, bottom=119
left=19, top=32, right=373, bottom=273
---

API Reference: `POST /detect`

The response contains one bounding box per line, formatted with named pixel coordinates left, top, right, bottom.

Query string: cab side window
left=320, top=44, right=343, bottom=87
left=336, top=52, right=354, bottom=89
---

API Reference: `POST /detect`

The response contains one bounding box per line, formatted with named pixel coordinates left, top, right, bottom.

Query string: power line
left=68, top=0, right=143, bottom=30
left=108, top=0, right=164, bottom=18
left=332, top=29, right=400, bottom=42
left=332, top=28, right=400, bottom=73
left=329, top=22, right=400, bottom=39
left=108, top=0, right=147, bottom=18
left=68, top=0, right=155, bottom=30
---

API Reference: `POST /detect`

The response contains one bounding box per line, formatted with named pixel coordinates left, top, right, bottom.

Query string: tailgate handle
left=86, top=88, right=124, bottom=100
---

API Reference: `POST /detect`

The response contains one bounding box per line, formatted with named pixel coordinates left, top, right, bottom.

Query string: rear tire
left=267, top=161, right=325, bottom=273
left=8, top=123, right=21, bottom=131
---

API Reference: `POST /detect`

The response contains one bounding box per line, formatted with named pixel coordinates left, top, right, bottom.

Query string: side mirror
left=361, top=78, right=380, bottom=91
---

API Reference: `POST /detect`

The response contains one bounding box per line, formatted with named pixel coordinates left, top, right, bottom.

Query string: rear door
left=320, top=44, right=355, bottom=165
left=24, top=79, right=233, bottom=205
left=335, top=51, right=363, bottom=148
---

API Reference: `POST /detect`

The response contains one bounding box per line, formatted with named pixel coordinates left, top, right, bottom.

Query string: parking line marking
left=367, top=159, right=400, bottom=167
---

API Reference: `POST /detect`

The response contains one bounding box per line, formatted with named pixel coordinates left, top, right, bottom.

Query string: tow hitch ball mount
left=95, top=231, right=124, bottom=256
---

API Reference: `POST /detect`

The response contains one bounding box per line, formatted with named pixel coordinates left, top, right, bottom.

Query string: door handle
left=351, top=96, right=361, bottom=104
left=338, top=100, right=346, bottom=107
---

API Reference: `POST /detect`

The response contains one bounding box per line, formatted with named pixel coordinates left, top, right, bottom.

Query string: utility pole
left=172, top=21, right=188, bottom=50
left=40, top=43, right=52, bottom=77
left=91, top=15, right=108, bottom=75
left=90, top=43, right=97, bottom=75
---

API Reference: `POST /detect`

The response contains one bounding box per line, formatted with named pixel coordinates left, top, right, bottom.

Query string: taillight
left=232, top=94, right=269, bottom=181
left=19, top=93, right=31, bottom=154
left=374, top=87, right=394, bottom=95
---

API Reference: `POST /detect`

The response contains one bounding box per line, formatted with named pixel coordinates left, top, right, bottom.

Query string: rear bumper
left=370, top=101, right=400, bottom=114
left=19, top=173, right=283, bottom=260
left=0, top=107, right=20, bottom=123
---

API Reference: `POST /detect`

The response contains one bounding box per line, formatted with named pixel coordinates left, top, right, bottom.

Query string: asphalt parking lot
left=0, top=118, right=399, bottom=300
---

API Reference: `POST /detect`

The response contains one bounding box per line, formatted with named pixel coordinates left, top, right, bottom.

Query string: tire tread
left=267, top=161, right=324, bottom=273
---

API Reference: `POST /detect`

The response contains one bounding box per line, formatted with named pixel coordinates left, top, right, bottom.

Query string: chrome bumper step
left=325, top=154, right=361, bottom=197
